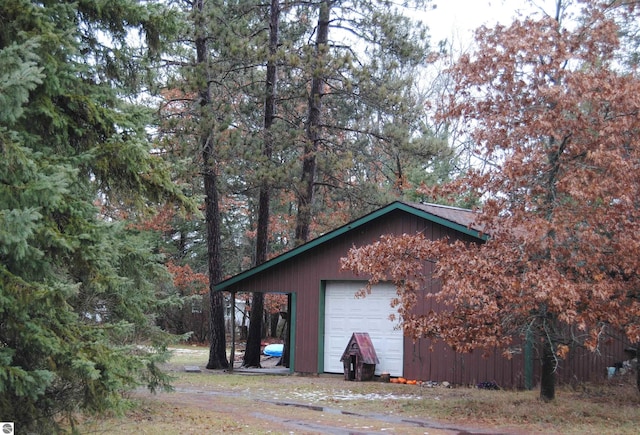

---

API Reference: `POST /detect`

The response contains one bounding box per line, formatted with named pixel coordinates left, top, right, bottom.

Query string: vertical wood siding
left=222, top=208, right=628, bottom=387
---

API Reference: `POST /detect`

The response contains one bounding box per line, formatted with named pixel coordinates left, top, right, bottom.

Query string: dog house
left=340, top=332, right=379, bottom=381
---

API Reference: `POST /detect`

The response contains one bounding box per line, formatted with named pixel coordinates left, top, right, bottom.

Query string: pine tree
left=154, top=0, right=451, bottom=369
left=272, top=0, right=447, bottom=241
left=0, top=1, right=189, bottom=431
left=243, top=0, right=282, bottom=369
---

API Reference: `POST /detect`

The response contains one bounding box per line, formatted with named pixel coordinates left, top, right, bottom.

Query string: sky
left=424, top=0, right=551, bottom=48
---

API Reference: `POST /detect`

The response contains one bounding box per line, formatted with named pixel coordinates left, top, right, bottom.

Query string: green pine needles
left=0, top=1, right=188, bottom=432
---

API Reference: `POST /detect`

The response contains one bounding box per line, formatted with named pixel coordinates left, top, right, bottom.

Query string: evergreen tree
left=196, top=0, right=230, bottom=370
left=156, top=0, right=453, bottom=368
left=243, top=0, right=282, bottom=369
left=269, top=0, right=448, bottom=241
left=0, top=1, right=189, bottom=431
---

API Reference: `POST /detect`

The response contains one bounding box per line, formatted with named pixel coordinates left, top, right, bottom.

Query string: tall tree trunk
left=540, top=336, right=556, bottom=402
left=294, top=0, right=330, bottom=246
left=269, top=312, right=279, bottom=337
left=636, top=348, right=640, bottom=393
left=205, top=168, right=228, bottom=370
left=536, top=0, right=567, bottom=400
left=535, top=116, right=567, bottom=396
left=243, top=0, right=280, bottom=368
left=193, top=0, right=228, bottom=370
left=243, top=293, right=264, bottom=367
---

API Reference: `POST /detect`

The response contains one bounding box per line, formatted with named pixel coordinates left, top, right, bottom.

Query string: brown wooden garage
left=215, top=201, right=627, bottom=388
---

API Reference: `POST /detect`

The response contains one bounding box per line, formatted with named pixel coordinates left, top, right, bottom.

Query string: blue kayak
left=263, top=343, right=284, bottom=357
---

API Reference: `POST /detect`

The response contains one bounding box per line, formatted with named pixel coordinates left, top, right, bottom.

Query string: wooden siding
left=538, top=330, right=628, bottom=385
left=219, top=205, right=629, bottom=388
left=221, top=209, right=486, bottom=376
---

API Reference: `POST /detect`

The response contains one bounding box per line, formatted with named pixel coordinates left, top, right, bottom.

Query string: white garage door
left=324, top=281, right=404, bottom=376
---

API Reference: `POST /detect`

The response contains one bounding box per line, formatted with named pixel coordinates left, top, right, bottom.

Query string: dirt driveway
left=135, top=379, right=516, bottom=435
left=129, top=351, right=527, bottom=435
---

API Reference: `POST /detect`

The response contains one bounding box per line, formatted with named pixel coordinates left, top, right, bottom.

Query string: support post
left=525, top=328, right=533, bottom=390
left=229, top=291, right=236, bottom=372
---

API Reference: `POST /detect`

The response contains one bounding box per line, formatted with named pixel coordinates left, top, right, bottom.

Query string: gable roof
left=340, top=332, right=380, bottom=365
left=215, top=201, right=484, bottom=292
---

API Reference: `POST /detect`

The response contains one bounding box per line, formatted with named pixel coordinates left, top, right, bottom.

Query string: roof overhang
left=215, top=201, right=486, bottom=292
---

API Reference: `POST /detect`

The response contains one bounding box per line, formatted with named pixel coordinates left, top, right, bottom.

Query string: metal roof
left=408, top=202, right=480, bottom=230
left=215, top=201, right=485, bottom=292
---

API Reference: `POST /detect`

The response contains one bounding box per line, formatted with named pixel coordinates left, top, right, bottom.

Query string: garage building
left=215, top=201, right=626, bottom=387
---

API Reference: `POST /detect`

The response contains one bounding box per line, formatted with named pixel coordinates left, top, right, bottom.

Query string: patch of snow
left=293, top=390, right=422, bottom=402
left=171, top=347, right=208, bottom=354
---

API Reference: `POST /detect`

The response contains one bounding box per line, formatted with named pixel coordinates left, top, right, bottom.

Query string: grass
left=398, top=383, right=640, bottom=434
left=71, top=398, right=269, bottom=434
left=67, top=345, right=640, bottom=434
left=166, top=371, right=639, bottom=434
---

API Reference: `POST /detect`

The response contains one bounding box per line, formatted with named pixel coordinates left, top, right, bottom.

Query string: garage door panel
left=324, top=281, right=403, bottom=376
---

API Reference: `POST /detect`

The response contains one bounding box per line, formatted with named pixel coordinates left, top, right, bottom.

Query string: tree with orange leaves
left=342, top=0, right=640, bottom=402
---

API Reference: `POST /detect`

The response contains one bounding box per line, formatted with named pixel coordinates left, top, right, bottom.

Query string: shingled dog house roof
left=341, top=332, right=379, bottom=365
